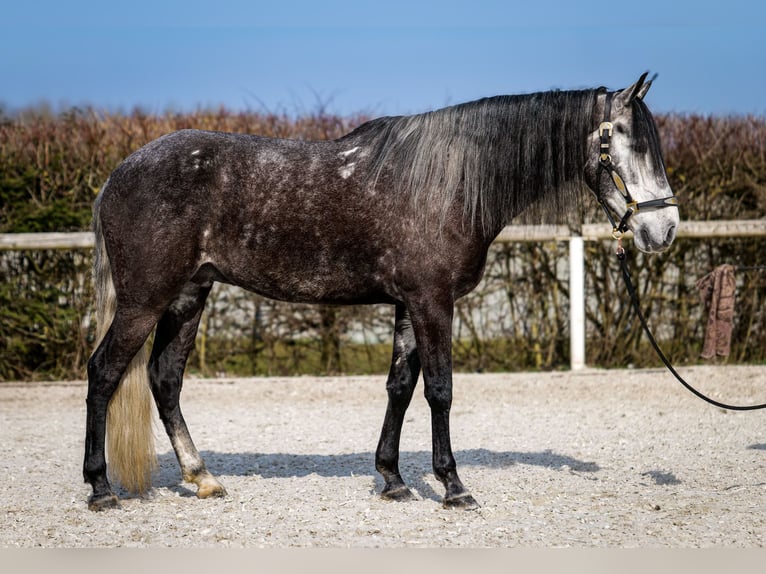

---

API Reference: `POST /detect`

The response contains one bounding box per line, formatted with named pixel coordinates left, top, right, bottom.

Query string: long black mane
left=343, top=88, right=602, bottom=232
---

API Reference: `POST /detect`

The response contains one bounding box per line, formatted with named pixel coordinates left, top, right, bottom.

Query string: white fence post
left=569, top=235, right=586, bottom=370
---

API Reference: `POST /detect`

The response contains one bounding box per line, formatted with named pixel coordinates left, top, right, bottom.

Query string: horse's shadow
left=154, top=448, right=600, bottom=501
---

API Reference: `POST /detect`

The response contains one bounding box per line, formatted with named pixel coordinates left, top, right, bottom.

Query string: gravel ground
left=1, top=365, right=765, bottom=548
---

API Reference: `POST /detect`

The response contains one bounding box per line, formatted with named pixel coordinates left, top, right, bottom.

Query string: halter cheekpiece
left=595, top=91, right=679, bottom=239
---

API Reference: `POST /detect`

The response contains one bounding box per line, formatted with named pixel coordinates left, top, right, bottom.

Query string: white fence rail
left=3, top=220, right=765, bottom=370
left=4, top=220, right=765, bottom=251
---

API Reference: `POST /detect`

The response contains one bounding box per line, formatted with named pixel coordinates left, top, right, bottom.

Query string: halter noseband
left=595, top=91, right=678, bottom=239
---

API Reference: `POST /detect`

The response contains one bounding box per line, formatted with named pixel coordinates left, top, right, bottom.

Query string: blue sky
left=2, top=0, right=765, bottom=117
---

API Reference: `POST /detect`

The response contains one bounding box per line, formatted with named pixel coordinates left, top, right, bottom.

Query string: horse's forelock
left=630, top=97, right=667, bottom=180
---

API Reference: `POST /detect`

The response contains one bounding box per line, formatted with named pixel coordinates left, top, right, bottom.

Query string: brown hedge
left=1, top=106, right=765, bottom=380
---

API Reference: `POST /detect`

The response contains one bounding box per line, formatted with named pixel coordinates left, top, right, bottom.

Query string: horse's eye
left=615, top=124, right=627, bottom=135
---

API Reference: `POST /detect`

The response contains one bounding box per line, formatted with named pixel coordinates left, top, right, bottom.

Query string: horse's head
left=585, top=73, right=679, bottom=253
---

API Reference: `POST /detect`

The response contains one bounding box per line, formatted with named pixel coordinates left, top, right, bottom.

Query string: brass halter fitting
left=599, top=121, right=613, bottom=163
left=598, top=121, right=613, bottom=137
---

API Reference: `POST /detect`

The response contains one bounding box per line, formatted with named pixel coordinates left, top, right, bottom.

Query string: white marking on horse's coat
left=191, top=150, right=202, bottom=170
left=339, top=163, right=356, bottom=179
left=337, top=146, right=361, bottom=178
left=339, top=146, right=360, bottom=159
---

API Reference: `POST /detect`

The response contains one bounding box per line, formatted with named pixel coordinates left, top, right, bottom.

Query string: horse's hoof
left=381, top=485, right=417, bottom=502
left=443, top=493, right=480, bottom=510
left=196, top=482, right=227, bottom=499
left=88, top=493, right=121, bottom=511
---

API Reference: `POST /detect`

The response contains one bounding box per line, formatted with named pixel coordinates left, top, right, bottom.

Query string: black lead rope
left=596, top=88, right=761, bottom=410
left=617, top=246, right=766, bottom=411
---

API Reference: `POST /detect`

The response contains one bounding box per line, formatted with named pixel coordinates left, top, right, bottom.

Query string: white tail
left=92, top=196, right=157, bottom=494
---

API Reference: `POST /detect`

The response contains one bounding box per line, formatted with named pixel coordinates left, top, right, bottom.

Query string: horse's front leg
left=408, top=295, right=479, bottom=509
left=376, top=305, right=421, bottom=501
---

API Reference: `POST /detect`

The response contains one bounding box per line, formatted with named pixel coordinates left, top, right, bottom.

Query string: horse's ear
left=615, top=72, right=655, bottom=108
left=634, top=73, right=657, bottom=100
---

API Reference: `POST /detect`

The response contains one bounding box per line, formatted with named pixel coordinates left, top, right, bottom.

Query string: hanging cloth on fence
left=695, top=264, right=737, bottom=359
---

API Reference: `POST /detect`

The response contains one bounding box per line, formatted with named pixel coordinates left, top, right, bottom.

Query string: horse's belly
left=208, top=245, right=392, bottom=306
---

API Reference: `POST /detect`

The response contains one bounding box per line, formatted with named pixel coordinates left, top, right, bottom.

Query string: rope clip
left=615, top=237, right=625, bottom=259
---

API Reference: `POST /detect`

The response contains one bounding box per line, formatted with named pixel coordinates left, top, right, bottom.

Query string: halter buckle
left=598, top=122, right=614, bottom=137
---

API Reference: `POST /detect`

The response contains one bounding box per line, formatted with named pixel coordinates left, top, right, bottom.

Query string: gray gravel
left=1, top=365, right=765, bottom=548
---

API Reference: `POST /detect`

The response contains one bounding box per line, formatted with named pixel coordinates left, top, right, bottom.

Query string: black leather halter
left=595, top=91, right=678, bottom=238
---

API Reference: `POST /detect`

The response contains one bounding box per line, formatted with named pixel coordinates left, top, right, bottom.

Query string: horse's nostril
left=664, top=224, right=677, bottom=245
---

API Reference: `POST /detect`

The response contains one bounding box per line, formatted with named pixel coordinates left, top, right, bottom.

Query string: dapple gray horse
left=84, top=73, right=678, bottom=510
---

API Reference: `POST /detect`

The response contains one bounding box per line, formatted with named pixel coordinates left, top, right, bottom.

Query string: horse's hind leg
left=85, top=310, right=162, bottom=510
left=148, top=282, right=226, bottom=499
left=376, top=305, right=421, bottom=501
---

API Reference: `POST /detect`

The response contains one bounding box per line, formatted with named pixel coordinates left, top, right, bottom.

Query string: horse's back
left=97, top=129, right=400, bottom=303
left=97, top=126, right=488, bottom=307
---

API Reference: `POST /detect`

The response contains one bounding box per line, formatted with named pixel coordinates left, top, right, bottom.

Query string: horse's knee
left=424, top=381, right=452, bottom=412
left=386, top=374, right=416, bottom=401
left=385, top=356, right=419, bottom=403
